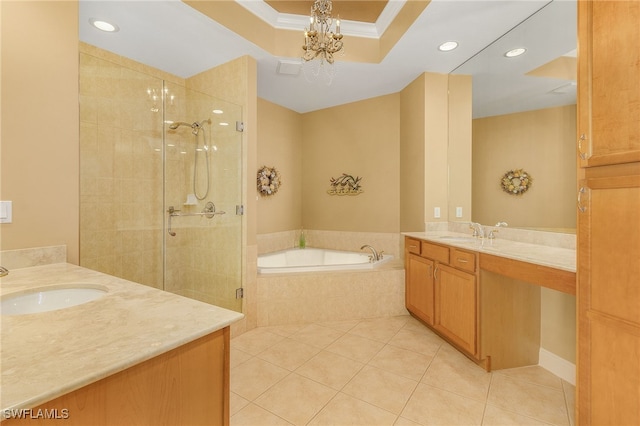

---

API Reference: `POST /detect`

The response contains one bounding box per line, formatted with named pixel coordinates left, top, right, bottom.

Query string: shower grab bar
left=167, top=202, right=225, bottom=236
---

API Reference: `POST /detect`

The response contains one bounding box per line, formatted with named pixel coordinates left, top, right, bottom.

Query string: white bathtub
left=257, top=247, right=393, bottom=274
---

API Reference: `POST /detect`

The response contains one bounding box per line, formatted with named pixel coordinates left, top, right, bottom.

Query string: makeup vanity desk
left=403, top=231, right=576, bottom=371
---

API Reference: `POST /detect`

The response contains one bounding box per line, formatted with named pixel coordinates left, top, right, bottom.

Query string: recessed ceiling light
left=219, top=122, right=229, bottom=126
left=438, top=41, right=458, bottom=52
left=89, top=18, right=119, bottom=33
left=505, top=48, right=526, bottom=58
left=212, top=109, right=224, bottom=114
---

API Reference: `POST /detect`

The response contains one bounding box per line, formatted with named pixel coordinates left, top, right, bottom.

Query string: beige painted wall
left=472, top=105, right=577, bottom=231
left=423, top=73, right=450, bottom=224
left=1, top=1, right=79, bottom=263
left=301, top=94, right=401, bottom=232
left=256, top=98, right=303, bottom=234
left=400, top=75, right=426, bottom=232
left=447, top=74, right=473, bottom=223
left=541, top=288, right=576, bottom=363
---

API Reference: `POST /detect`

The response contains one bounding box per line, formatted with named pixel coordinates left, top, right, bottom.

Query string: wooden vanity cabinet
left=576, top=1, right=640, bottom=424
left=434, top=263, right=477, bottom=356
left=405, top=252, right=435, bottom=325
left=577, top=1, right=640, bottom=167
left=404, top=237, right=479, bottom=360
left=4, top=328, right=230, bottom=426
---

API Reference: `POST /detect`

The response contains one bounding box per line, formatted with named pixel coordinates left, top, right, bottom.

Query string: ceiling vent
left=276, top=60, right=302, bottom=76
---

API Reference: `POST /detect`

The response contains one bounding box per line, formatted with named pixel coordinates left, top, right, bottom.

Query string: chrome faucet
left=488, top=222, right=508, bottom=239
left=361, top=245, right=383, bottom=262
left=0, top=266, right=8, bottom=277
left=469, top=222, right=485, bottom=239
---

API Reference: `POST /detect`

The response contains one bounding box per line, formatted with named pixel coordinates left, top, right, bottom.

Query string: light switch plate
left=0, top=201, right=12, bottom=223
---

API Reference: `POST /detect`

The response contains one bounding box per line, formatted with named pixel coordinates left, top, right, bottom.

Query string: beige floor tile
left=388, top=328, right=444, bottom=357
left=369, top=344, right=434, bottom=381
left=296, top=350, right=365, bottom=390
left=255, top=373, right=337, bottom=425
left=257, top=337, right=322, bottom=371
left=481, top=404, right=552, bottom=425
left=230, top=347, right=254, bottom=369
left=317, top=318, right=361, bottom=332
left=494, top=365, right=564, bottom=390
left=401, top=383, right=485, bottom=425
left=261, top=323, right=309, bottom=337
left=421, top=345, right=491, bottom=402
left=230, top=357, right=289, bottom=401
left=308, top=392, right=398, bottom=426
left=289, top=323, right=345, bottom=349
left=230, top=392, right=250, bottom=416
left=402, top=317, right=436, bottom=335
left=230, top=403, right=293, bottom=426
left=487, top=373, right=570, bottom=426
left=394, top=416, right=424, bottom=426
left=233, top=328, right=285, bottom=355
left=326, top=333, right=386, bottom=363
left=342, top=365, right=419, bottom=415
left=348, top=316, right=409, bottom=343
left=562, top=381, right=576, bottom=426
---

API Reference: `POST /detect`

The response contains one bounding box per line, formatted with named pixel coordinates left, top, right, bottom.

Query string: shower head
left=191, top=119, right=211, bottom=136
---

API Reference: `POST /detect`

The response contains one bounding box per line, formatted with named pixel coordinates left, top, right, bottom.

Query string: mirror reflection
left=450, top=0, right=577, bottom=232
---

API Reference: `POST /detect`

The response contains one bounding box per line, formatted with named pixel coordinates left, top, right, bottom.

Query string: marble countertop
left=403, top=231, right=576, bottom=273
left=0, top=263, right=244, bottom=412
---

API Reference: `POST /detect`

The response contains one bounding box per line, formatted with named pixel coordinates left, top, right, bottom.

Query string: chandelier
left=302, top=0, right=344, bottom=66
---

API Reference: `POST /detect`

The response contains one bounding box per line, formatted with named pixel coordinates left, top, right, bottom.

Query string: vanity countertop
left=403, top=231, right=576, bottom=273
left=0, top=263, right=244, bottom=412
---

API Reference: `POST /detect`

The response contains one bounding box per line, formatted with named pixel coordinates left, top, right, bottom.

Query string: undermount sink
left=1, top=285, right=108, bottom=315
left=438, top=236, right=477, bottom=243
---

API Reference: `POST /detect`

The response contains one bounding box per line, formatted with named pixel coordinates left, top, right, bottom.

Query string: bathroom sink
left=438, top=236, right=477, bottom=243
left=1, top=285, right=108, bottom=315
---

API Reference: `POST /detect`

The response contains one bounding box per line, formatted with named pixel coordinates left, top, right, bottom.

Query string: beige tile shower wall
left=79, top=44, right=183, bottom=289
left=257, top=268, right=407, bottom=326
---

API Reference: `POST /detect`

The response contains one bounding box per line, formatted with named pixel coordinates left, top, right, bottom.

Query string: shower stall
left=79, top=49, right=243, bottom=312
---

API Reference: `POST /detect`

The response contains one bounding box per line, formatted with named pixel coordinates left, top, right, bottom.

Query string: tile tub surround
left=0, top=263, right=244, bottom=412
left=257, top=230, right=402, bottom=259
left=257, top=264, right=406, bottom=327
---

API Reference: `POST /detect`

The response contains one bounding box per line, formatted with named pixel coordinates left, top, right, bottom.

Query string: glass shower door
left=163, top=82, right=243, bottom=311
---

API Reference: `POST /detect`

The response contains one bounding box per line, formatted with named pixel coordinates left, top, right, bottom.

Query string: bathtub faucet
left=0, top=266, right=8, bottom=277
left=360, top=245, right=383, bottom=262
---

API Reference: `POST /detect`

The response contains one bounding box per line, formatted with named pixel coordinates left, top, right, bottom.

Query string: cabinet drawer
left=421, top=241, right=450, bottom=264
left=451, top=249, right=476, bottom=273
left=406, top=238, right=421, bottom=255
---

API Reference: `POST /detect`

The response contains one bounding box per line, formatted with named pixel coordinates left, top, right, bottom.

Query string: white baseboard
left=539, top=348, right=576, bottom=386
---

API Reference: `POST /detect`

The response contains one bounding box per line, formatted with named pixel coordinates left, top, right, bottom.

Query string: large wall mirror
left=449, top=0, right=577, bottom=233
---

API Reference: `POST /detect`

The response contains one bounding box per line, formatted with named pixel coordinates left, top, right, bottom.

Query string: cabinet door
left=577, top=0, right=640, bottom=166
left=577, top=173, right=640, bottom=425
left=406, top=253, right=435, bottom=325
left=434, top=264, right=477, bottom=356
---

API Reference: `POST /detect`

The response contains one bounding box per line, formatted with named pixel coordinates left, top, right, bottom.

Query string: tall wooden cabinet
left=576, top=1, right=640, bottom=424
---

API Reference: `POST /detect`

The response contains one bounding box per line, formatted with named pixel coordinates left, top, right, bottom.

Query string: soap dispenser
left=299, top=228, right=306, bottom=249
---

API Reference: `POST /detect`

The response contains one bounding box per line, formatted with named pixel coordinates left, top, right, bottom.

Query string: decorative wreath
left=500, top=168, right=532, bottom=195
left=257, top=166, right=281, bottom=197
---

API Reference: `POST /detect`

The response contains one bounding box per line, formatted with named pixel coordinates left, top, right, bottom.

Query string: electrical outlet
left=456, top=207, right=463, bottom=218
left=434, top=207, right=441, bottom=218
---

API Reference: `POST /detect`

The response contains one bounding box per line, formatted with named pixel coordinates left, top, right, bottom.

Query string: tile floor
left=230, top=315, right=575, bottom=426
